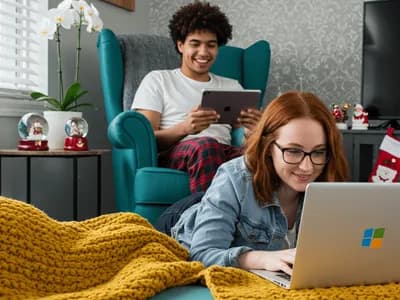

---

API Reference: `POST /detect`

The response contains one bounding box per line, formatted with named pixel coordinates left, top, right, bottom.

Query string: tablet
left=200, top=89, right=261, bottom=124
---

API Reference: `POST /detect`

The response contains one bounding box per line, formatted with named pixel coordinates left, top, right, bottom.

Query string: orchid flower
left=31, top=0, right=104, bottom=111
left=57, top=0, right=73, bottom=10
left=72, top=0, right=90, bottom=16
left=84, top=3, right=103, bottom=31
left=86, top=14, right=103, bottom=32
left=84, top=3, right=100, bottom=18
left=37, top=18, right=57, bottom=40
left=46, top=8, right=76, bottom=30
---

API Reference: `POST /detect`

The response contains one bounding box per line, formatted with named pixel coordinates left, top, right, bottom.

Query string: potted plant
left=31, top=0, right=103, bottom=149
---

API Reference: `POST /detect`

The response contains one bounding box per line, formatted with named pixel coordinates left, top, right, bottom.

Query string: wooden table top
left=0, top=149, right=111, bottom=157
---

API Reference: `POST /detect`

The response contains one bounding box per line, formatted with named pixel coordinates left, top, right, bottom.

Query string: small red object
left=64, top=136, right=88, bottom=151
left=18, top=139, right=48, bottom=151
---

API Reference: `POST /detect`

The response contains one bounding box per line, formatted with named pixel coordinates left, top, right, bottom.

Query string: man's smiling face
left=177, top=30, right=218, bottom=82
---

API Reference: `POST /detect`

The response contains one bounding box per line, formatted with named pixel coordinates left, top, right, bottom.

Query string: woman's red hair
left=245, top=91, right=349, bottom=205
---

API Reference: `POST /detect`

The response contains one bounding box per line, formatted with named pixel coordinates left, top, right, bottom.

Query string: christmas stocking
left=369, top=128, right=400, bottom=183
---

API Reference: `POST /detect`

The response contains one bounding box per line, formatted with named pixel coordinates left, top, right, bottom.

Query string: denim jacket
left=171, top=156, right=303, bottom=268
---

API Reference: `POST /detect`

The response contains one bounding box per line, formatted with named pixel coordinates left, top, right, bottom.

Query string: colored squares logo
left=361, top=227, right=385, bottom=249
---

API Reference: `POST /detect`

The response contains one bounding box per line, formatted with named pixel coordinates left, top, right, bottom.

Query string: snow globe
left=17, top=113, right=49, bottom=150
left=64, top=117, right=89, bottom=151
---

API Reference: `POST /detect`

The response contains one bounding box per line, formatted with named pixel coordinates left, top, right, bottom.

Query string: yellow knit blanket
left=1, top=197, right=400, bottom=300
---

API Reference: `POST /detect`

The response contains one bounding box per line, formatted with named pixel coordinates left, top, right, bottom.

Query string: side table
left=0, top=149, right=110, bottom=220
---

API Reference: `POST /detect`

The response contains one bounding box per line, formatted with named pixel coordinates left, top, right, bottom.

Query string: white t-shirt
left=131, top=68, right=243, bottom=145
left=285, top=221, right=297, bottom=249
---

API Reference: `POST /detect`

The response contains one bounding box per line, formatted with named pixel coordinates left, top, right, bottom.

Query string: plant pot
left=43, top=111, right=82, bottom=149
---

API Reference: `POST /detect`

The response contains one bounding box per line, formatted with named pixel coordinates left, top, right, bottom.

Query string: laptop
left=250, top=182, right=400, bottom=289
left=200, top=89, right=260, bottom=124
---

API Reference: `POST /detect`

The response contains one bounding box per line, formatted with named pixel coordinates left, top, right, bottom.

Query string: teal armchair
left=97, top=28, right=270, bottom=225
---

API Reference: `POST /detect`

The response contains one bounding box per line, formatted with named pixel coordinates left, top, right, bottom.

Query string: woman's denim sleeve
left=189, top=163, right=253, bottom=267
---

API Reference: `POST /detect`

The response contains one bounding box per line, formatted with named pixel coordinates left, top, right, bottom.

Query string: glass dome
left=64, top=117, right=88, bottom=138
left=18, top=113, right=48, bottom=140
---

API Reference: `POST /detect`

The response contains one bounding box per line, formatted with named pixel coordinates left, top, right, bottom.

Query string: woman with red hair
left=157, top=91, right=349, bottom=276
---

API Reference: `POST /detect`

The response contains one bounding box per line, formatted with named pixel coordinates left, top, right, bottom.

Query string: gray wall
left=150, top=0, right=365, bottom=107
left=1, top=0, right=370, bottom=219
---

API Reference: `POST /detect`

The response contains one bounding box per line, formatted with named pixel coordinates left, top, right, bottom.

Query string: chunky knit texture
left=1, top=196, right=400, bottom=300
left=0, top=197, right=203, bottom=299
left=202, top=265, right=400, bottom=300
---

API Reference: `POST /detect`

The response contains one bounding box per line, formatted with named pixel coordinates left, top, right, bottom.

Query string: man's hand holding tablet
left=200, top=89, right=261, bottom=125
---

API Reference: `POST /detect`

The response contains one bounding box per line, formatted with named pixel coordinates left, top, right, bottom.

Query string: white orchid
left=72, top=0, right=91, bottom=16
left=46, top=7, right=76, bottom=30
left=57, top=0, right=74, bottom=10
left=31, top=0, right=104, bottom=111
left=86, top=15, right=103, bottom=32
left=37, top=19, right=57, bottom=40
left=84, top=3, right=103, bottom=32
left=84, top=3, right=100, bottom=18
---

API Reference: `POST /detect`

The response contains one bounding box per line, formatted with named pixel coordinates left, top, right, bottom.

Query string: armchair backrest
left=97, top=29, right=180, bottom=124
left=119, top=34, right=181, bottom=112
left=210, top=41, right=270, bottom=107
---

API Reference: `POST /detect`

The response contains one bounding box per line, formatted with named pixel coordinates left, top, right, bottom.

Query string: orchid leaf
left=30, top=91, right=49, bottom=100
left=75, top=90, right=89, bottom=99
left=60, top=82, right=88, bottom=110
left=30, top=92, right=62, bottom=110
left=63, top=82, right=82, bottom=102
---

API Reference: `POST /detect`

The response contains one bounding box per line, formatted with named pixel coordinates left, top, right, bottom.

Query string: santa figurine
left=28, top=121, right=44, bottom=139
left=352, top=104, right=369, bottom=130
left=331, top=104, right=347, bottom=129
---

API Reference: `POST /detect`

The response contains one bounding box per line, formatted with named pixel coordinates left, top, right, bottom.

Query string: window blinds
left=0, top=0, right=47, bottom=96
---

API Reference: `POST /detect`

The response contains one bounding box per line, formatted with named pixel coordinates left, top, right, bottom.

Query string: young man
left=132, top=2, right=261, bottom=192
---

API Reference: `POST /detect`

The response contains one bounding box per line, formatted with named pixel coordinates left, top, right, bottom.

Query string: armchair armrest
left=134, top=167, right=190, bottom=204
left=108, top=111, right=190, bottom=215
left=108, top=111, right=158, bottom=168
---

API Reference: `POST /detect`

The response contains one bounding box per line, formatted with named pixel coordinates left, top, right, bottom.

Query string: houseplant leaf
left=30, top=94, right=63, bottom=110
left=61, top=82, right=91, bottom=111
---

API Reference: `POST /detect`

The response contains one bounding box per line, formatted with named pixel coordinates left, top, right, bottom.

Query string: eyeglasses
left=273, top=142, right=329, bottom=165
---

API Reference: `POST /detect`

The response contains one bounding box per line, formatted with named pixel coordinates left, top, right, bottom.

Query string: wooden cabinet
left=0, top=149, right=109, bottom=221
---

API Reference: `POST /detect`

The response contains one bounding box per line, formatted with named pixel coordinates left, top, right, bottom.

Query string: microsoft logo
left=361, top=227, right=385, bottom=249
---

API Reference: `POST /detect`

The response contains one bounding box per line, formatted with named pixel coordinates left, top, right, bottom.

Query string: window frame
left=0, top=0, right=48, bottom=117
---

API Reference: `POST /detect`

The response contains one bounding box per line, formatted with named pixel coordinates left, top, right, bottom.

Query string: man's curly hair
left=169, top=1, right=232, bottom=52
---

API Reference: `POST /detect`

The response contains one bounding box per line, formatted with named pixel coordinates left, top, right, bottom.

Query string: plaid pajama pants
left=158, top=137, right=243, bottom=193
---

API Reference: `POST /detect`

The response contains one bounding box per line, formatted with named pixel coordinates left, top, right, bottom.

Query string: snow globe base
left=18, top=139, right=49, bottom=151
left=64, top=136, right=88, bottom=151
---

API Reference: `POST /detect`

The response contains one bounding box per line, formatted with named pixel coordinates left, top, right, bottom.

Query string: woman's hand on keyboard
left=238, top=248, right=296, bottom=275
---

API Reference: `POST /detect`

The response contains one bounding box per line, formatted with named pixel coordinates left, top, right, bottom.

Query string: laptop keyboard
left=276, top=272, right=292, bottom=281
